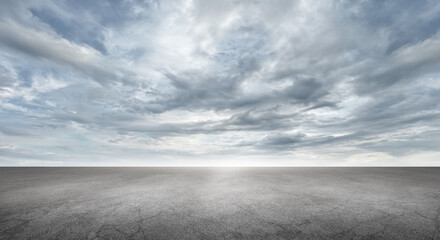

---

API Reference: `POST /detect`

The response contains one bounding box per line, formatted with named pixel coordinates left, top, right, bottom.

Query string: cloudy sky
left=1, top=0, right=439, bottom=166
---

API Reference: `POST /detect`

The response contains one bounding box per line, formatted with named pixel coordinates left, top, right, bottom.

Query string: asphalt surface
left=0, top=167, right=439, bottom=240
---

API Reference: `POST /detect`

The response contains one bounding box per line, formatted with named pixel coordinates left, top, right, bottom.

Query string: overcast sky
left=1, top=0, right=440, bottom=166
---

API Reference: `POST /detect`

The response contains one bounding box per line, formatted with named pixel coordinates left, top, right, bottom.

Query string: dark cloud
left=0, top=21, right=119, bottom=85
left=283, top=78, right=327, bottom=102
left=261, top=132, right=306, bottom=146
left=0, top=126, right=35, bottom=136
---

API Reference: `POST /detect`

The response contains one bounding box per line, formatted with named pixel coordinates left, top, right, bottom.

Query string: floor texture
left=0, top=167, right=439, bottom=239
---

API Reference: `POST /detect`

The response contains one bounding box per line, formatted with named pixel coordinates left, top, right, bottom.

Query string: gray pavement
left=0, top=167, right=439, bottom=239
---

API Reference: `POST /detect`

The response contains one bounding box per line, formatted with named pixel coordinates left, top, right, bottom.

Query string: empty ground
left=0, top=167, right=439, bottom=239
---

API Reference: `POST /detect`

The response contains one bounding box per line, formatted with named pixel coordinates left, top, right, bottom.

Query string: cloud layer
left=1, top=0, right=440, bottom=166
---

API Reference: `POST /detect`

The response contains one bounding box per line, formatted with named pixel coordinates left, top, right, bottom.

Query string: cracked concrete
left=0, top=167, right=439, bottom=239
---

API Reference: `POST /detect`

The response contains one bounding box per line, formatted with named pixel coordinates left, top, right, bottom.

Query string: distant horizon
left=2, top=164, right=440, bottom=167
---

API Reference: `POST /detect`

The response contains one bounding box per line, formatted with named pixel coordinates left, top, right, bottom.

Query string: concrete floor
left=0, top=167, right=439, bottom=240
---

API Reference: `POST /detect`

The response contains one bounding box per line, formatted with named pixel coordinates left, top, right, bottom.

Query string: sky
left=0, top=0, right=440, bottom=166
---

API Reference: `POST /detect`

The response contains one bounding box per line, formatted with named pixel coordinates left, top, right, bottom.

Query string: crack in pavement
left=330, top=212, right=409, bottom=239
left=232, top=203, right=303, bottom=239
